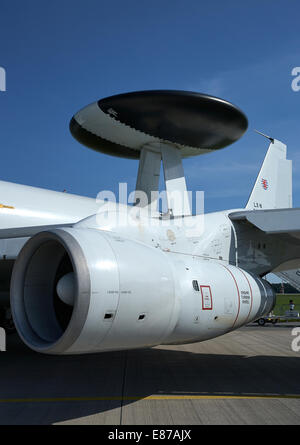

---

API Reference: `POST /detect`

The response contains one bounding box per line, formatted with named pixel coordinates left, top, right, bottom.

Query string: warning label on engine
left=241, top=290, right=250, bottom=304
left=201, top=286, right=213, bottom=310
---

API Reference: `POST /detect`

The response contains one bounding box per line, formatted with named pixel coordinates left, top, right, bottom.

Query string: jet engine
left=10, top=228, right=276, bottom=354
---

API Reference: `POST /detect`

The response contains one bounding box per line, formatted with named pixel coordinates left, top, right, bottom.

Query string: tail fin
left=245, top=132, right=292, bottom=210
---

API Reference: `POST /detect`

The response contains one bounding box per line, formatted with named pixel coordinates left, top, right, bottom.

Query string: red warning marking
left=222, top=265, right=240, bottom=328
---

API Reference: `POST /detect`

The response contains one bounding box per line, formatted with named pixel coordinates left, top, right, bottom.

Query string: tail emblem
left=261, top=178, right=269, bottom=190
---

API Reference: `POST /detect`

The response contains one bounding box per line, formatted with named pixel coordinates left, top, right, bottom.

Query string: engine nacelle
left=11, top=228, right=178, bottom=354
left=10, top=228, right=276, bottom=354
left=163, top=258, right=276, bottom=345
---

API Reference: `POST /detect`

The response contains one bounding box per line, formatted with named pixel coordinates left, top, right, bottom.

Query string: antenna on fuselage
left=70, top=90, right=248, bottom=217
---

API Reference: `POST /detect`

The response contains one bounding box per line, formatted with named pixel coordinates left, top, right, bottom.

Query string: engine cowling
left=10, top=228, right=276, bottom=354
left=163, top=259, right=276, bottom=345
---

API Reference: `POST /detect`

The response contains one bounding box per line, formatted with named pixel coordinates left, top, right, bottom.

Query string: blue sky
left=0, top=0, right=299, bottom=214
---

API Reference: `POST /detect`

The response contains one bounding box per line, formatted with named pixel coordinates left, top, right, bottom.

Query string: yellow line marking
left=0, top=394, right=300, bottom=403
left=0, top=204, right=14, bottom=209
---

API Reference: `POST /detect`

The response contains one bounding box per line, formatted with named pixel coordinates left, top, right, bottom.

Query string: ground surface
left=0, top=323, right=299, bottom=425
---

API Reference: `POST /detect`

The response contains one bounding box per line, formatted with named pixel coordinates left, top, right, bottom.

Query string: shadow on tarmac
left=0, top=332, right=299, bottom=425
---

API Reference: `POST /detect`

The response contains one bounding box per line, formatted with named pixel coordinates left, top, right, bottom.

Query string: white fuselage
left=0, top=179, right=237, bottom=264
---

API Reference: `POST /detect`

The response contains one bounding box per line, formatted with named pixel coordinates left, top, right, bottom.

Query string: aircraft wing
left=229, top=208, right=300, bottom=236
left=230, top=208, right=300, bottom=289
left=0, top=223, right=74, bottom=239
left=275, top=269, right=300, bottom=292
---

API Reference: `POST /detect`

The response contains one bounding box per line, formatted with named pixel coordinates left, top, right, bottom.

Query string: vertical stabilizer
left=245, top=133, right=292, bottom=210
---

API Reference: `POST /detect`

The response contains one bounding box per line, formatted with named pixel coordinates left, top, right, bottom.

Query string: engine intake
left=10, top=228, right=176, bottom=354
left=11, top=230, right=91, bottom=353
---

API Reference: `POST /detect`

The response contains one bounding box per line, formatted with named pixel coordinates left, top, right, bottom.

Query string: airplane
left=0, top=89, right=298, bottom=355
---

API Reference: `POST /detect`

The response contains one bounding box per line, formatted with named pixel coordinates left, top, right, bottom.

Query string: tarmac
left=0, top=323, right=300, bottom=425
